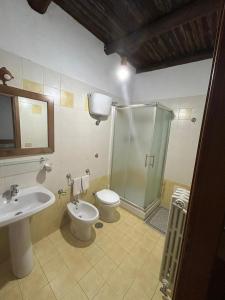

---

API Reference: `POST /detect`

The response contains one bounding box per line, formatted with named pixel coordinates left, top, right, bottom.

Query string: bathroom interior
left=0, top=0, right=220, bottom=300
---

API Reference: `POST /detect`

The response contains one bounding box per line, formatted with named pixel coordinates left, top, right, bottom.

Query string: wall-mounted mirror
left=0, top=85, right=54, bottom=157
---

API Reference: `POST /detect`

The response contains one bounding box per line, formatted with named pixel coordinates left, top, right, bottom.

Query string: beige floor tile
left=82, top=244, right=104, bottom=266
left=34, top=237, right=57, bottom=265
left=79, top=268, right=104, bottom=299
left=67, top=255, right=92, bottom=281
left=124, top=280, right=149, bottom=300
left=93, top=283, right=123, bottom=300
left=135, top=266, right=159, bottom=298
left=118, top=234, right=136, bottom=252
left=144, top=228, right=162, bottom=243
left=118, top=255, right=140, bottom=281
left=58, top=247, right=82, bottom=268
left=58, top=241, right=84, bottom=261
left=157, top=236, right=165, bottom=250
left=152, top=283, right=163, bottom=300
left=137, top=234, right=156, bottom=252
left=62, top=284, right=88, bottom=300
left=0, top=208, right=165, bottom=300
left=42, top=253, right=68, bottom=282
left=107, top=268, right=133, bottom=297
left=49, top=270, right=77, bottom=299
left=107, top=244, right=128, bottom=266
left=0, top=284, right=22, bottom=300
left=143, top=251, right=162, bottom=278
left=128, top=244, right=150, bottom=267
left=27, top=285, right=56, bottom=300
left=95, top=235, right=114, bottom=252
left=48, top=229, right=66, bottom=247
left=94, top=255, right=117, bottom=281
left=107, top=227, right=125, bottom=241
left=19, top=263, right=48, bottom=299
left=0, top=261, right=19, bottom=295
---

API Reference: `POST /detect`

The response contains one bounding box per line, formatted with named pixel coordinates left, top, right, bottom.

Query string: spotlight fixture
left=117, top=57, right=130, bottom=82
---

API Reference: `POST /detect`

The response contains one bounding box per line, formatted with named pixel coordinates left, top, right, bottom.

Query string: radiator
left=159, top=188, right=190, bottom=299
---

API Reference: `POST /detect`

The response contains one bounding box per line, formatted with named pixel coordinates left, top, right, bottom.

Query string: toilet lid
left=96, top=189, right=120, bottom=205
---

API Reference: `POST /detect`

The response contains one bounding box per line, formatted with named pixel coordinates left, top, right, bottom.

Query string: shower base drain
left=95, top=222, right=103, bottom=229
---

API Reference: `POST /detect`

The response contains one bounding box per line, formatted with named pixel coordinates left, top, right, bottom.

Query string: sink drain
left=95, top=222, right=103, bottom=229
left=15, top=211, right=23, bottom=216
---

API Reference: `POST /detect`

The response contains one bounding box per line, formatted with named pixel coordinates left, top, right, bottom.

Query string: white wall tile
left=22, top=58, right=44, bottom=84
left=0, top=49, right=112, bottom=199
left=44, top=68, right=60, bottom=89
left=163, top=95, right=206, bottom=186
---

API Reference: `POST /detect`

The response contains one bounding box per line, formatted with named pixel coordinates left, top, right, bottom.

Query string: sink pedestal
left=9, top=218, right=33, bottom=278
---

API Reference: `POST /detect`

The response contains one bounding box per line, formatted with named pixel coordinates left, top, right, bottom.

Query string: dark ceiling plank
left=104, top=0, right=221, bottom=55
left=136, top=49, right=213, bottom=73
left=27, top=0, right=52, bottom=14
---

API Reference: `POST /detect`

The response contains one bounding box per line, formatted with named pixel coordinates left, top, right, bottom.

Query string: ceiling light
left=117, top=57, right=131, bottom=82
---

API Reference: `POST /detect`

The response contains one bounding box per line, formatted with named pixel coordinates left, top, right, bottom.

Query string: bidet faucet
left=72, top=195, right=79, bottom=206
left=10, top=184, right=19, bottom=197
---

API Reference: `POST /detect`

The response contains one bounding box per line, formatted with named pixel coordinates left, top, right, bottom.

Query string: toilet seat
left=96, top=189, right=120, bottom=205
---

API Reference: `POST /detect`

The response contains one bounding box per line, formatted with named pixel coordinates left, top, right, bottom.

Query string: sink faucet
left=10, top=184, right=19, bottom=197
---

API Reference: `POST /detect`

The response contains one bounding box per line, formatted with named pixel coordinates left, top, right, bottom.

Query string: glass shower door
left=124, top=106, right=156, bottom=207
left=110, top=109, right=130, bottom=197
left=144, top=108, right=172, bottom=208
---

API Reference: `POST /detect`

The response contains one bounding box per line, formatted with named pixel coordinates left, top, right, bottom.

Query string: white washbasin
left=0, top=185, right=55, bottom=227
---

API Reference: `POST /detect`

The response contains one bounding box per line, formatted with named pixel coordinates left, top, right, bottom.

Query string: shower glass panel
left=144, top=108, right=172, bottom=208
left=124, top=107, right=156, bottom=207
left=110, top=109, right=130, bottom=197
left=111, top=103, right=172, bottom=213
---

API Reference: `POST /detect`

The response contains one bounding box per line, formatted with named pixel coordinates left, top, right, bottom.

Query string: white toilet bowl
left=95, top=189, right=120, bottom=222
left=67, top=200, right=99, bottom=241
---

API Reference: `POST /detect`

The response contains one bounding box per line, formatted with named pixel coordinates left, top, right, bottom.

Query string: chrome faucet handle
left=10, top=184, right=19, bottom=190
left=10, top=184, right=19, bottom=196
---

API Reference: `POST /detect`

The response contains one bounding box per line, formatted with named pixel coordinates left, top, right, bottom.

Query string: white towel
left=81, top=175, right=90, bottom=192
left=73, top=177, right=82, bottom=196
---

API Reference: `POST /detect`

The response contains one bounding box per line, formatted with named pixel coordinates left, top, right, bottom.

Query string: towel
left=81, top=175, right=90, bottom=192
left=73, top=177, right=82, bottom=196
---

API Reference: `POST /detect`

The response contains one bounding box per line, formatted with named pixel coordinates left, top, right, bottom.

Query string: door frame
left=174, top=1, right=225, bottom=299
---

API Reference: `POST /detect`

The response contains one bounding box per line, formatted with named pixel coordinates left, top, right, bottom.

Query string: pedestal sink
left=0, top=185, right=55, bottom=278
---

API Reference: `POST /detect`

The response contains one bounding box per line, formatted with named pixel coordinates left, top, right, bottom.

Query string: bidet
left=67, top=200, right=99, bottom=241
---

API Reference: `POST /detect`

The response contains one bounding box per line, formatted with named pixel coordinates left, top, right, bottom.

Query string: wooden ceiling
left=28, top=0, right=222, bottom=73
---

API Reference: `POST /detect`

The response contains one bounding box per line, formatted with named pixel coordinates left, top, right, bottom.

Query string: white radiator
left=159, top=188, right=190, bottom=299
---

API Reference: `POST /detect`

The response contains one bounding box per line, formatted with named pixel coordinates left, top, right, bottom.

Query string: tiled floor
left=0, top=207, right=165, bottom=300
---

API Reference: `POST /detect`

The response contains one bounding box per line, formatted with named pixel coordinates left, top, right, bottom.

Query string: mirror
left=18, top=97, right=48, bottom=148
left=0, top=95, right=15, bottom=148
left=0, top=85, right=54, bottom=157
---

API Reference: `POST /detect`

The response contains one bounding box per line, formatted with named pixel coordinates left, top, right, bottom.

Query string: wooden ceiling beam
left=136, top=49, right=213, bottom=73
left=27, top=0, right=52, bottom=14
left=104, top=0, right=222, bottom=55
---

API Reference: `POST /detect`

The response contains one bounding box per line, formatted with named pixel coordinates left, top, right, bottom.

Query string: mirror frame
left=0, top=84, right=54, bottom=157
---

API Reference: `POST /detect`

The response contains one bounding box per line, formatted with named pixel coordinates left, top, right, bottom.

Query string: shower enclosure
left=110, top=103, right=173, bottom=219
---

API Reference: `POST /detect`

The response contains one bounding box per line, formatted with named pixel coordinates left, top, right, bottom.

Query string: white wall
left=132, top=60, right=212, bottom=102
left=0, top=0, right=122, bottom=97
left=161, top=96, right=206, bottom=186
left=0, top=48, right=112, bottom=194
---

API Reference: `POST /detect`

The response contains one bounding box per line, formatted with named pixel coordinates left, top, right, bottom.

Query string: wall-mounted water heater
left=88, top=93, right=112, bottom=125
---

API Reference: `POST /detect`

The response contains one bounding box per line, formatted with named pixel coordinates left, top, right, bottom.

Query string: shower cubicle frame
left=110, top=102, right=173, bottom=219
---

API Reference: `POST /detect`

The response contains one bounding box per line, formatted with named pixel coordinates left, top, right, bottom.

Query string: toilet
left=95, top=189, right=120, bottom=222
